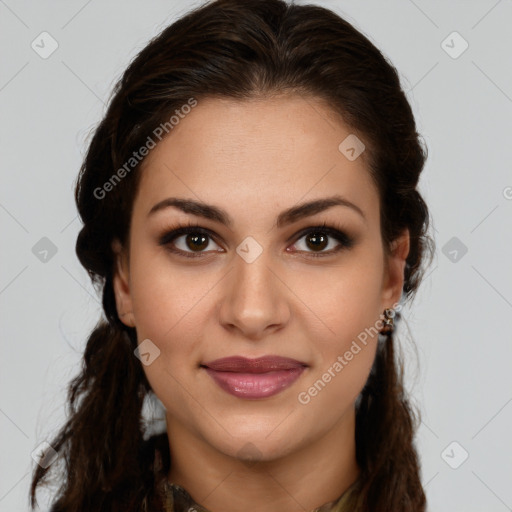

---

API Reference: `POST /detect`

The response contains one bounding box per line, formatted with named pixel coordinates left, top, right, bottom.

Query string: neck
left=165, top=406, right=360, bottom=512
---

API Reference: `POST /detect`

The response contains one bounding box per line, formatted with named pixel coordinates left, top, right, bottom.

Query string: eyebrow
left=147, top=195, right=366, bottom=228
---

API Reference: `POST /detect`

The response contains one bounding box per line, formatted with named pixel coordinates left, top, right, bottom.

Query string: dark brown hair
left=30, top=0, right=434, bottom=510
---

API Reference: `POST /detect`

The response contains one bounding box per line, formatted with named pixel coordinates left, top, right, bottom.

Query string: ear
left=111, top=238, right=136, bottom=328
left=381, top=229, right=410, bottom=308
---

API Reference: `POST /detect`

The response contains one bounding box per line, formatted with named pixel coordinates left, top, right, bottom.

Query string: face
left=112, top=95, right=408, bottom=463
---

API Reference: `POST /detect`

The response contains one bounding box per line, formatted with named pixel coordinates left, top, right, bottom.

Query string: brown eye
left=304, top=232, right=329, bottom=252
left=290, top=226, right=354, bottom=257
left=159, top=223, right=354, bottom=260
left=184, top=233, right=209, bottom=252
left=159, top=226, right=223, bottom=258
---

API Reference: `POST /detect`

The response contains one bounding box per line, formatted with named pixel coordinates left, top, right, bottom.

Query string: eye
left=288, top=223, right=355, bottom=258
left=158, top=221, right=355, bottom=259
left=158, top=223, right=222, bottom=258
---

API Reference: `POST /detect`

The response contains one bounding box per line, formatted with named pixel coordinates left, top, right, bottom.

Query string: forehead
left=134, top=95, right=379, bottom=223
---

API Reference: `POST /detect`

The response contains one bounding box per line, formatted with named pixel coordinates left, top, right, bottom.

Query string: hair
left=30, top=0, right=434, bottom=510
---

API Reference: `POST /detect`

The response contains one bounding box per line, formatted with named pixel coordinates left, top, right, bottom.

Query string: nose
left=218, top=248, right=290, bottom=340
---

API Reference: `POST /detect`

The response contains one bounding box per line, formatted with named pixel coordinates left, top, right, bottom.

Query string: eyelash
left=158, top=221, right=355, bottom=259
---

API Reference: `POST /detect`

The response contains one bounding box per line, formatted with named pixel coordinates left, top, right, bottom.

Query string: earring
left=380, top=308, right=395, bottom=334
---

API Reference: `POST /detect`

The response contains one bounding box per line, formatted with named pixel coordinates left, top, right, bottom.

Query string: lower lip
left=203, top=367, right=306, bottom=399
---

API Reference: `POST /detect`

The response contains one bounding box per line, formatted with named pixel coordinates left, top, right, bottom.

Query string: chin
left=208, top=426, right=305, bottom=463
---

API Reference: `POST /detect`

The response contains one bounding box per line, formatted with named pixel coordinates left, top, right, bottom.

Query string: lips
left=201, top=356, right=308, bottom=399
left=202, top=355, right=307, bottom=372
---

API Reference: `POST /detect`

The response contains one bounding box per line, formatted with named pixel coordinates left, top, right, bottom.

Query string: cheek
left=298, top=343, right=377, bottom=423
left=296, top=271, right=381, bottom=413
left=293, top=253, right=384, bottom=401
left=295, top=255, right=384, bottom=340
left=128, top=248, right=211, bottom=341
left=127, top=254, right=207, bottom=414
left=126, top=254, right=214, bottom=409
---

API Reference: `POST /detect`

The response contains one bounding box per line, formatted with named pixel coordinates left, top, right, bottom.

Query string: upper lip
left=201, top=355, right=308, bottom=373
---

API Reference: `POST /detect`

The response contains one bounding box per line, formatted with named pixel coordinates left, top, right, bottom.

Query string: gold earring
left=380, top=308, right=395, bottom=334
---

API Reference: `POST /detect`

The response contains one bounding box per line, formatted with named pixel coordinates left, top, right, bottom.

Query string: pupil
left=307, top=233, right=327, bottom=251
left=187, top=234, right=208, bottom=251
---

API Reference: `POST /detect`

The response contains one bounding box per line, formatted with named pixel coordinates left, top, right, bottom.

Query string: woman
left=30, top=0, right=434, bottom=510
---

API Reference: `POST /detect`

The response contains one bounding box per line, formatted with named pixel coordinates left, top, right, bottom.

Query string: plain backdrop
left=1, top=1, right=512, bottom=511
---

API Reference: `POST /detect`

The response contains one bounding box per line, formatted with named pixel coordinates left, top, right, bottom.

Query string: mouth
left=200, top=355, right=308, bottom=399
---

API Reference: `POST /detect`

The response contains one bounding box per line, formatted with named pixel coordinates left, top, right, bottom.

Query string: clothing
left=156, top=477, right=361, bottom=512
left=150, top=432, right=362, bottom=512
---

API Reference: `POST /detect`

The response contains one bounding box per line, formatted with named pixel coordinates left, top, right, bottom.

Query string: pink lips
left=201, top=356, right=307, bottom=399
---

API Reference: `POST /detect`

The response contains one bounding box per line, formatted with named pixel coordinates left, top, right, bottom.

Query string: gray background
left=1, top=1, right=512, bottom=511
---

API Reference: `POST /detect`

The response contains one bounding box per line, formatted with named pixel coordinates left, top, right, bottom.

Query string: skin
left=112, top=95, right=409, bottom=512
